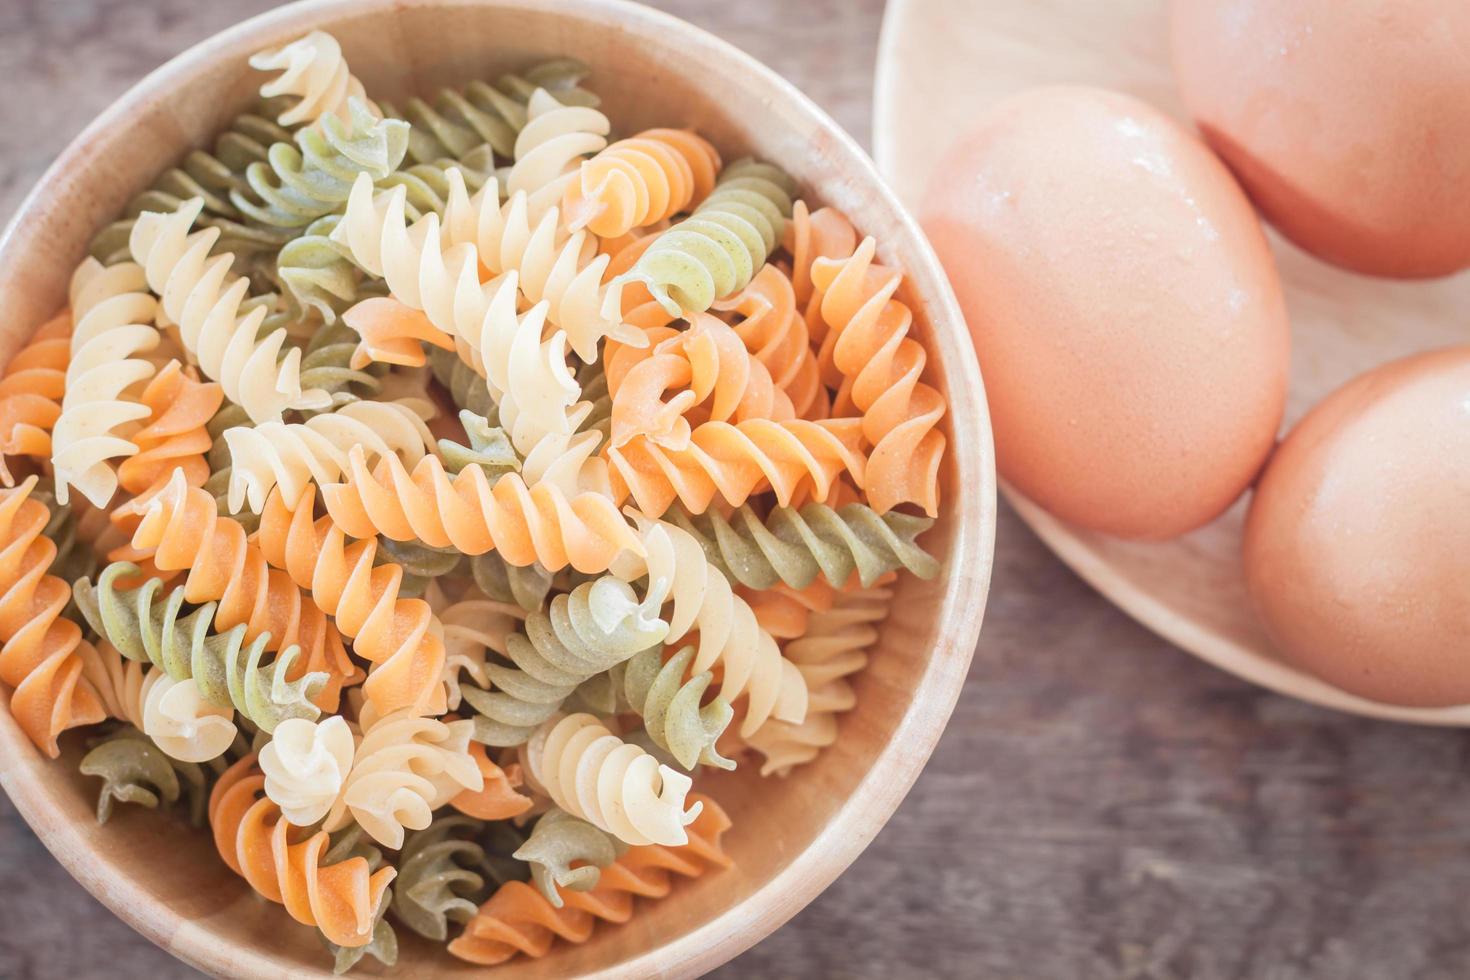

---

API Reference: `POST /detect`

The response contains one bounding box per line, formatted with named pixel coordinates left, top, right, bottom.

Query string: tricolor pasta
left=1, top=28, right=947, bottom=972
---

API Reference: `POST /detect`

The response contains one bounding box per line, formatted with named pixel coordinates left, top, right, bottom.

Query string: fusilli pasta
left=0, top=310, right=68, bottom=487
left=250, top=30, right=375, bottom=128
left=563, top=129, right=720, bottom=238
left=513, top=807, right=622, bottom=907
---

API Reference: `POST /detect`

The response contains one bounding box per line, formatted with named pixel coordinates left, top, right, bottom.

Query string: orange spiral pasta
left=783, top=199, right=858, bottom=333
left=562, top=128, right=720, bottom=238
left=114, top=360, right=223, bottom=509
left=319, top=447, right=642, bottom=573
left=713, top=263, right=829, bottom=420
left=810, top=237, right=946, bottom=516
left=127, top=471, right=360, bottom=710
left=0, top=476, right=107, bottom=756
left=256, top=485, right=446, bottom=717
left=606, top=415, right=866, bottom=519
left=450, top=740, right=534, bottom=820
left=209, top=755, right=395, bottom=948
left=448, top=793, right=730, bottom=965
left=0, top=311, right=69, bottom=488
left=609, top=312, right=794, bottom=449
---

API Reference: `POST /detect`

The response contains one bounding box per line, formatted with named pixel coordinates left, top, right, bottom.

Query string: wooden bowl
left=0, top=0, right=995, bottom=975
left=873, top=0, right=1470, bottom=726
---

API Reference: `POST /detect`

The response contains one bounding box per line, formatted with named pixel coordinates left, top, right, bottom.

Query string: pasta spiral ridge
left=506, top=90, right=610, bottom=218
left=513, top=808, right=622, bottom=907
left=608, top=311, right=794, bottom=450
left=525, top=712, right=701, bottom=847
left=0, top=310, right=69, bottom=487
left=222, top=398, right=435, bottom=514
left=112, top=360, right=223, bottom=516
left=52, top=258, right=161, bottom=507
left=433, top=596, right=524, bottom=712
left=459, top=577, right=668, bottom=747
left=711, top=262, right=828, bottom=419
left=81, top=724, right=230, bottom=826
left=87, top=104, right=296, bottom=266
left=322, top=710, right=484, bottom=849
left=73, top=561, right=327, bottom=732
left=249, top=30, right=376, bottom=128
left=319, top=444, right=643, bottom=574
left=665, top=500, right=939, bottom=591
left=129, top=199, right=330, bottom=423
left=611, top=513, right=807, bottom=737
left=231, top=99, right=409, bottom=229
left=209, top=754, right=396, bottom=948
left=605, top=158, right=797, bottom=318
left=612, top=645, right=734, bottom=771
left=811, top=236, right=947, bottom=515
left=127, top=470, right=360, bottom=709
left=0, top=477, right=108, bottom=755
left=606, top=415, right=867, bottom=520
left=744, top=586, right=892, bottom=776
left=563, top=128, right=721, bottom=238
left=256, top=484, right=447, bottom=718
left=382, top=58, right=598, bottom=165
left=447, top=793, right=730, bottom=965
left=392, top=815, right=494, bottom=941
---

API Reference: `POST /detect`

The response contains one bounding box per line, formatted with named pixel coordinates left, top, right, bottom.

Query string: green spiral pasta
left=610, top=157, right=797, bottom=317
left=274, top=214, right=363, bottom=323
left=378, top=535, right=554, bottom=610
left=73, top=562, right=327, bottom=732
left=320, top=825, right=398, bottom=974
left=80, top=725, right=239, bottom=826
left=392, top=816, right=496, bottom=941
left=439, top=409, right=520, bottom=481
left=88, top=100, right=297, bottom=264
left=382, top=59, right=599, bottom=164
left=665, top=501, right=940, bottom=591
left=232, top=98, right=410, bottom=229
left=431, top=348, right=498, bottom=420
left=512, top=808, right=623, bottom=907
left=381, top=148, right=494, bottom=217
left=616, top=645, right=734, bottom=771
left=460, top=577, right=668, bottom=746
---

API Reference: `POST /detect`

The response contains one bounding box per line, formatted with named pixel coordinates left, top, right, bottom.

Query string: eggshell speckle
left=922, top=86, right=1290, bottom=539
left=1171, top=0, right=1470, bottom=278
left=1243, top=347, right=1470, bottom=708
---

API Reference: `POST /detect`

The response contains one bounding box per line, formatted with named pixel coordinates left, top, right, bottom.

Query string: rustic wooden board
left=2, top=1, right=1468, bottom=978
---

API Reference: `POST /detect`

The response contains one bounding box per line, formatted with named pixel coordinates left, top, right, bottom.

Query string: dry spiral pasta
left=604, top=158, right=797, bottom=318
left=391, top=815, right=496, bottom=941
left=0, top=310, right=69, bottom=487
left=209, top=753, right=396, bottom=948
left=512, top=807, right=622, bottom=907
left=73, top=560, right=328, bottom=733
left=562, top=128, right=721, bottom=238
left=459, top=576, right=668, bottom=747
left=610, top=513, right=807, bottom=738
left=51, top=258, right=160, bottom=507
left=811, top=236, right=948, bottom=516
left=664, top=499, right=939, bottom=591
left=712, top=261, right=829, bottom=419
left=524, top=712, right=701, bottom=847
left=448, top=793, right=730, bottom=965
left=610, top=645, right=734, bottom=771
left=505, top=89, right=610, bottom=218
left=129, top=198, right=331, bottom=423
left=80, top=723, right=233, bottom=826
left=221, top=397, right=435, bottom=513
left=249, top=29, right=376, bottom=128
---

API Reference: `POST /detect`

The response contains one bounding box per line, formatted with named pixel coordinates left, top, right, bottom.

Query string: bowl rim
left=0, top=0, right=998, bottom=976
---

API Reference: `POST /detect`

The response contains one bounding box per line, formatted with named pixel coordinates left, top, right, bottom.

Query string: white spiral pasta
left=323, top=709, right=483, bottom=849
left=259, top=714, right=355, bottom=826
left=249, top=30, right=376, bottom=128
left=611, top=513, right=808, bottom=738
left=526, top=712, right=701, bottom=847
left=331, top=173, right=582, bottom=455
left=440, top=169, right=643, bottom=362
left=51, top=259, right=161, bottom=506
left=129, top=198, right=330, bottom=423
left=506, top=89, right=609, bottom=218
left=222, top=397, right=437, bottom=513
left=140, top=670, right=238, bottom=764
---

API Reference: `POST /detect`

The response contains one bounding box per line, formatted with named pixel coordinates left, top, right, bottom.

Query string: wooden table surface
left=4, top=1, right=1470, bottom=978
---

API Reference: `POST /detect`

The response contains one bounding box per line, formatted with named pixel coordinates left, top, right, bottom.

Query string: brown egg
left=1243, top=348, right=1470, bottom=707
left=1170, top=0, right=1470, bottom=278
left=922, top=86, right=1290, bottom=539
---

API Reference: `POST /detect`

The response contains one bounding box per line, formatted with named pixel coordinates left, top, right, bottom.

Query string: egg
left=1170, top=0, right=1470, bottom=279
left=921, top=86, right=1290, bottom=539
left=1243, top=347, right=1470, bottom=708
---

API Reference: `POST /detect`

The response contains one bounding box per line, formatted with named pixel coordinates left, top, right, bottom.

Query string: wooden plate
left=0, top=0, right=995, bottom=976
left=873, top=0, right=1470, bottom=725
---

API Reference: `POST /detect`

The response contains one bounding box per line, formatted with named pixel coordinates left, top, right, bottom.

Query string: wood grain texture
left=1, top=1, right=1466, bottom=979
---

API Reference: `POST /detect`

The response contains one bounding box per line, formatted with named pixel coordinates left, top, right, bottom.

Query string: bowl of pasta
left=0, top=0, right=994, bottom=976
